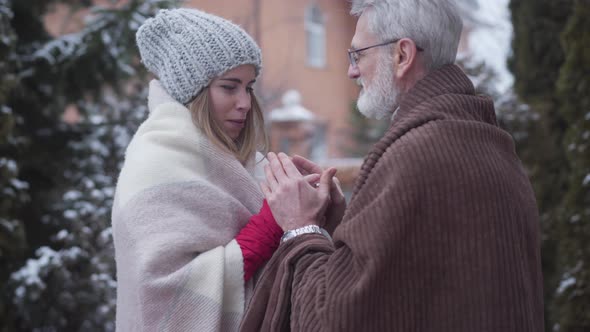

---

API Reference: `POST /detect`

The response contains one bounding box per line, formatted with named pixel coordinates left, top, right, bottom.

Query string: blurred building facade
left=183, top=1, right=480, bottom=160
left=185, top=0, right=359, bottom=159
left=45, top=0, right=359, bottom=158
left=44, top=0, right=479, bottom=192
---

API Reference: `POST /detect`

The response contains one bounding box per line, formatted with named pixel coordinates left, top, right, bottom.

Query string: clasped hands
left=261, top=152, right=346, bottom=233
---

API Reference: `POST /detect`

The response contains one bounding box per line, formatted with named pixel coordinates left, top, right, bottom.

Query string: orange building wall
left=45, top=0, right=361, bottom=158
left=44, top=0, right=128, bottom=36
left=185, top=0, right=359, bottom=157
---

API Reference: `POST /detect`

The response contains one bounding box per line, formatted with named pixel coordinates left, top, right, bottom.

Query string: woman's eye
left=246, top=86, right=254, bottom=93
left=221, top=85, right=236, bottom=91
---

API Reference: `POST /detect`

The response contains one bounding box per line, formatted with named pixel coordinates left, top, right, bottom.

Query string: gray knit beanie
left=136, top=8, right=262, bottom=104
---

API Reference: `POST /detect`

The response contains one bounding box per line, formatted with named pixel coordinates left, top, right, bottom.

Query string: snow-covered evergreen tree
left=553, top=1, right=590, bottom=329
left=0, top=0, right=29, bottom=329
left=10, top=86, right=149, bottom=331
left=509, top=1, right=590, bottom=330
left=4, top=0, right=177, bottom=330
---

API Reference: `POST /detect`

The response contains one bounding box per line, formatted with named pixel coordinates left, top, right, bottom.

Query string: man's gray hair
left=351, top=0, right=463, bottom=70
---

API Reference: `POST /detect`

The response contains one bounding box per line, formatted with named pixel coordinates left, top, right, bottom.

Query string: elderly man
left=241, top=1, right=544, bottom=331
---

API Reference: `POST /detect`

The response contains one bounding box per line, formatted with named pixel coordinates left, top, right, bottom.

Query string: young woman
left=111, top=8, right=306, bottom=331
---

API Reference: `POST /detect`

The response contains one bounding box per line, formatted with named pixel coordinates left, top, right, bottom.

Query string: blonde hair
left=189, top=88, right=268, bottom=165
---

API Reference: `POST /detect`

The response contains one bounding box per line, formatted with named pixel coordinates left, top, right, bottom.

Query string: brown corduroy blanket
left=240, top=65, right=544, bottom=332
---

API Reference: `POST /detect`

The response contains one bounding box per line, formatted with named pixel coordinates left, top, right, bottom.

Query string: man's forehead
left=351, top=13, right=373, bottom=48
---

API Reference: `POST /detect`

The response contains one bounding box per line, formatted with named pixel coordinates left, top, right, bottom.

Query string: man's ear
left=394, top=38, right=419, bottom=79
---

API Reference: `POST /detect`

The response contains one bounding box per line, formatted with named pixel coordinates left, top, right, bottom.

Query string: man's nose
left=348, top=63, right=360, bottom=79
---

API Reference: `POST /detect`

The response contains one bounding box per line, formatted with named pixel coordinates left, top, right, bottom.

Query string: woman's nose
left=236, top=88, right=251, bottom=112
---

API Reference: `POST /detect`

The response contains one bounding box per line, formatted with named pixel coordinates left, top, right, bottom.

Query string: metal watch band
left=280, top=225, right=332, bottom=243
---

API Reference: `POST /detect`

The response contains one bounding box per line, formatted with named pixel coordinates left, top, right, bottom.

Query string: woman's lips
left=227, top=119, right=245, bottom=129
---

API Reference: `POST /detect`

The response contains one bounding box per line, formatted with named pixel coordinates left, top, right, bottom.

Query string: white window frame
left=305, top=4, right=326, bottom=68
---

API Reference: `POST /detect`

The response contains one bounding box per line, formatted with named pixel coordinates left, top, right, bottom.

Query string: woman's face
left=208, top=65, right=256, bottom=140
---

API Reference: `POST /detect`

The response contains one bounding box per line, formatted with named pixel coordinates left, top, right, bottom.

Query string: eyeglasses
left=347, top=39, right=424, bottom=68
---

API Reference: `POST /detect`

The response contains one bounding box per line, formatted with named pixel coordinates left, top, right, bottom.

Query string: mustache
left=356, top=79, right=363, bottom=87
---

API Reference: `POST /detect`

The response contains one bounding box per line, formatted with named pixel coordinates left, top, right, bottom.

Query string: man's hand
left=292, top=155, right=346, bottom=234
left=261, top=152, right=337, bottom=232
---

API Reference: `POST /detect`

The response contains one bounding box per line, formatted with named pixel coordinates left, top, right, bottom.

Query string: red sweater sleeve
left=235, top=200, right=283, bottom=282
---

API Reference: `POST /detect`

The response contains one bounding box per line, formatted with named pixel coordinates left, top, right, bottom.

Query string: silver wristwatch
left=280, top=225, right=332, bottom=243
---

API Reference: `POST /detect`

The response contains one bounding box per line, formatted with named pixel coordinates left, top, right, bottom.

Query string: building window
left=310, top=122, right=327, bottom=162
left=305, top=4, right=326, bottom=68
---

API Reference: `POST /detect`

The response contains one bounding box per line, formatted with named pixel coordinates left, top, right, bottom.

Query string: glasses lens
left=348, top=51, right=357, bottom=67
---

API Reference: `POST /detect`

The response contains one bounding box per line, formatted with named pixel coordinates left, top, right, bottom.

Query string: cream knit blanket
left=112, top=90, right=265, bottom=331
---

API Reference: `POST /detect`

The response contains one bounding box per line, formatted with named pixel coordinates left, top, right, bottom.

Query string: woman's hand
left=260, top=153, right=336, bottom=232
left=292, top=155, right=346, bottom=234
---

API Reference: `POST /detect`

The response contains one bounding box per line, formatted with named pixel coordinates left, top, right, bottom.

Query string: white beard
left=356, top=53, right=399, bottom=120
